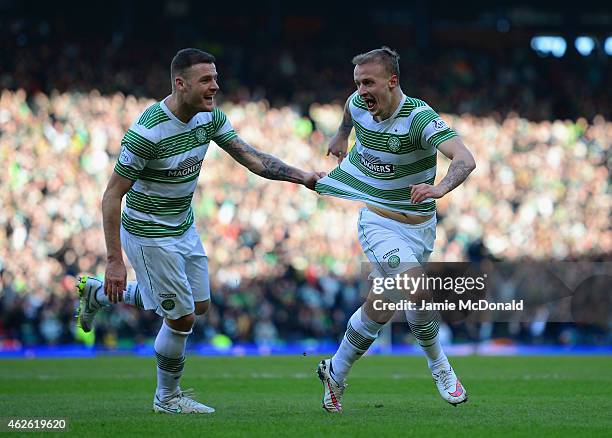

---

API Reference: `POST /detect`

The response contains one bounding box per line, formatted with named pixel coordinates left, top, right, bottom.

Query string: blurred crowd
left=2, top=11, right=610, bottom=123
left=0, top=88, right=609, bottom=349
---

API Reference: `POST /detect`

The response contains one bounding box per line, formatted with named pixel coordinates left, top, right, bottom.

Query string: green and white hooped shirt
left=114, top=98, right=237, bottom=244
left=316, top=92, right=457, bottom=215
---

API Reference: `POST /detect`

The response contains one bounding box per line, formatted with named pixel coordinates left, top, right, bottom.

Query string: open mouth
left=204, top=96, right=214, bottom=104
left=363, top=96, right=377, bottom=111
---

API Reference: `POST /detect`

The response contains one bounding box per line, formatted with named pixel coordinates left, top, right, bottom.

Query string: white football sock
left=405, top=308, right=447, bottom=370
left=95, top=281, right=141, bottom=307
left=331, top=308, right=384, bottom=383
left=122, top=282, right=144, bottom=308
left=154, top=321, right=191, bottom=401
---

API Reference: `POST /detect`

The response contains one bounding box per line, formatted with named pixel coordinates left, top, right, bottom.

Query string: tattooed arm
left=327, top=97, right=353, bottom=164
left=436, top=136, right=477, bottom=194
left=220, top=136, right=324, bottom=190
left=410, top=137, right=476, bottom=203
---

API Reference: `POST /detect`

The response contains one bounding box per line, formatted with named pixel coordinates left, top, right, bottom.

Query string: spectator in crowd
left=0, top=86, right=609, bottom=348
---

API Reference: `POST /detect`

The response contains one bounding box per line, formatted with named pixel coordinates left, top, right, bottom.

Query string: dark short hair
left=171, top=48, right=216, bottom=79
left=352, top=46, right=400, bottom=79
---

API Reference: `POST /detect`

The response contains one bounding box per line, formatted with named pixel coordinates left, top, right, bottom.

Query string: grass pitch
left=0, top=355, right=610, bottom=437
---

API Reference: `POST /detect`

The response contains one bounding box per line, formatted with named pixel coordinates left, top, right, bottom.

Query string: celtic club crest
left=388, top=255, right=401, bottom=268
left=161, top=299, right=175, bottom=311
left=387, top=135, right=401, bottom=152
left=195, top=127, right=207, bottom=143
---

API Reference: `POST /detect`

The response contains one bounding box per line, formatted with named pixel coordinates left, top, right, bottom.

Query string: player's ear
left=388, top=74, right=398, bottom=89
left=174, top=75, right=186, bottom=91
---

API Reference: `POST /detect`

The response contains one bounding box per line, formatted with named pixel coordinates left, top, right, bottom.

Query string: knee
left=166, top=313, right=196, bottom=332
left=410, top=289, right=431, bottom=305
left=194, top=300, right=210, bottom=316
left=400, top=266, right=430, bottom=304
left=364, top=293, right=395, bottom=324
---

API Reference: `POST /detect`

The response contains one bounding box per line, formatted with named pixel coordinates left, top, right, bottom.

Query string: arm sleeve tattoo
left=438, top=159, right=473, bottom=194
left=337, top=98, right=353, bottom=136
left=220, top=136, right=304, bottom=184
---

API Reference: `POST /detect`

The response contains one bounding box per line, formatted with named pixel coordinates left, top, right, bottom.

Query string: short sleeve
left=420, top=110, right=458, bottom=149
left=114, top=125, right=157, bottom=181
left=210, top=108, right=238, bottom=147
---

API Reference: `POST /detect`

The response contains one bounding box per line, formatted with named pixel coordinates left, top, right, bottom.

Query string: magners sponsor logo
left=358, top=152, right=395, bottom=175
left=167, top=156, right=203, bottom=177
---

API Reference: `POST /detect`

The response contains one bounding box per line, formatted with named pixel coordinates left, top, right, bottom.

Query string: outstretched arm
left=220, top=136, right=324, bottom=190
left=410, top=136, right=476, bottom=203
left=327, top=97, right=353, bottom=164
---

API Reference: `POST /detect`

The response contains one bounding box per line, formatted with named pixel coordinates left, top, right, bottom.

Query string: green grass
left=0, top=355, right=611, bottom=437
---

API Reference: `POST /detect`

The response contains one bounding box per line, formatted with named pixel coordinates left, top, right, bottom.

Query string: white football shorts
left=357, top=207, right=436, bottom=278
left=120, top=225, right=210, bottom=319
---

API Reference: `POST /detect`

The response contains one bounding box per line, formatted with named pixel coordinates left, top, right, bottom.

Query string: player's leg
left=399, top=264, right=449, bottom=371
left=326, top=290, right=394, bottom=385
left=150, top=233, right=214, bottom=414
left=152, top=310, right=212, bottom=414
left=317, top=288, right=394, bottom=413
left=76, top=226, right=155, bottom=332
left=154, top=312, right=215, bottom=414
left=155, top=312, right=194, bottom=408
left=154, top=304, right=210, bottom=413
left=404, top=285, right=467, bottom=405
left=103, top=227, right=211, bottom=413
left=318, top=208, right=411, bottom=412
left=399, top=217, right=467, bottom=405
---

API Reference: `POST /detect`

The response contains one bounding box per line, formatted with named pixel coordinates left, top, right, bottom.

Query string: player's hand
left=327, top=136, right=348, bottom=165
left=104, top=259, right=127, bottom=304
left=410, top=183, right=447, bottom=204
left=303, top=171, right=327, bottom=191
